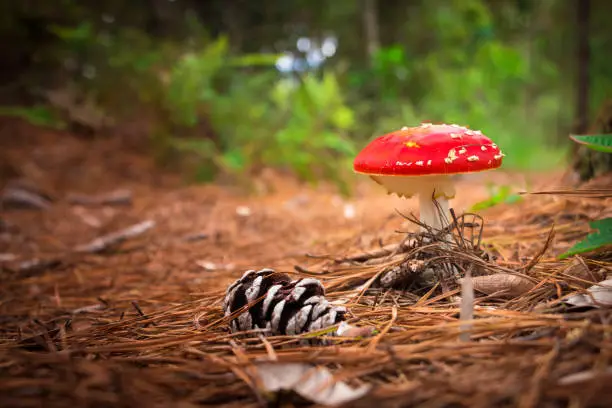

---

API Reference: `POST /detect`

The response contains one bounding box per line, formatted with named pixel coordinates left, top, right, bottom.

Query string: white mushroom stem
left=418, top=190, right=450, bottom=232
left=370, top=174, right=456, bottom=233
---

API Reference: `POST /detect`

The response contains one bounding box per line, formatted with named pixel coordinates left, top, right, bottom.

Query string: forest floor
left=1, top=118, right=611, bottom=408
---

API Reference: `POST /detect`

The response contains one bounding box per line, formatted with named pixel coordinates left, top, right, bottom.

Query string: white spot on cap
left=465, top=129, right=474, bottom=136
left=421, top=123, right=432, bottom=128
left=491, top=143, right=497, bottom=148
left=458, top=147, right=467, bottom=154
left=450, top=133, right=462, bottom=139
left=401, top=126, right=409, bottom=130
left=415, top=161, right=424, bottom=166
left=467, top=155, right=480, bottom=162
left=427, top=160, right=432, bottom=166
left=444, top=158, right=452, bottom=164
left=474, top=130, right=482, bottom=135
left=481, top=146, right=488, bottom=151
left=395, top=161, right=413, bottom=166
left=494, top=154, right=503, bottom=160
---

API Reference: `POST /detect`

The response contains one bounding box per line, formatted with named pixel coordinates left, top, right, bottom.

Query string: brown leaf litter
left=1, top=182, right=610, bottom=407
left=1, top=119, right=612, bottom=407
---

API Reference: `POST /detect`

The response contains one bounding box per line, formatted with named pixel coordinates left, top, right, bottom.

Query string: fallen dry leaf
left=557, top=366, right=612, bottom=385
left=253, top=362, right=371, bottom=406
left=562, top=258, right=601, bottom=288
left=335, top=321, right=377, bottom=338
left=565, top=279, right=612, bottom=308
left=459, top=273, right=536, bottom=298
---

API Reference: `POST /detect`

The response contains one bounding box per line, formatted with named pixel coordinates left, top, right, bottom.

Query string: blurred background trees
left=0, top=0, right=610, bottom=191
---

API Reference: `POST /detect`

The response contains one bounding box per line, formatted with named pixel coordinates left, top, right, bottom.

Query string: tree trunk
left=574, top=0, right=590, bottom=135
left=362, top=0, right=380, bottom=61
left=572, top=100, right=612, bottom=181
left=222, top=0, right=244, bottom=52
left=569, top=0, right=612, bottom=182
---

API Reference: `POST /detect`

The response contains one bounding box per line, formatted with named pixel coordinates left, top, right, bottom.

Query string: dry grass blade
left=520, top=188, right=612, bottom=198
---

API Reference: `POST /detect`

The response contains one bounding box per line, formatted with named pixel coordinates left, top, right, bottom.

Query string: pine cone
left=379, top=259, right=425, bottom=288
left=223, top=269, right=348, bottom=335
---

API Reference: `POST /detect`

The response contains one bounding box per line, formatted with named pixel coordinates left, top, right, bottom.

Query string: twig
left=0, top=186, right=52, bottom=210
left=459, top=265, right=474, bottom=342
left=131, top=301, right=146, bottom=318
left=523, top=225, right=555, bottom=274
left=67, top=189, right=133, bottom=206
left=335, top=242, right=410, bottom=263
left=74, top=220, right=155, bottom=253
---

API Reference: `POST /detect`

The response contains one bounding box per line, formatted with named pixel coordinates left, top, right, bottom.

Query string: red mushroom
left=353, top=123, right=505, bottom=232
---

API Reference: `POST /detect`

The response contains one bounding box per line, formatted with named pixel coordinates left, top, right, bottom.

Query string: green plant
left=266, top=73, right=356, bottom=193
left=559, top=134, right=612, bottom=259
left=48, top=25, right=357, bottom=190
left=163, top=39, right=357, bottom=191
left=569, top=134, right=612, bottom=153
left=559, top=218, right=612, bottom=259
left=0, top=105, right=65, bottom=129
left=470, top=184, right=522, bottom=211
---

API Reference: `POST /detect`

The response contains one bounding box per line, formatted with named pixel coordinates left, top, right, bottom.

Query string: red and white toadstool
left=353, top=123, right=505, bottom=233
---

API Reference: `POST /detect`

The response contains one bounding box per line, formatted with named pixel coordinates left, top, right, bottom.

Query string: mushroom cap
left=353, top=123, right=504, bottom=176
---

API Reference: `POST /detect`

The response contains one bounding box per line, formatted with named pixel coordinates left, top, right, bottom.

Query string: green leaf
left=49, top=22, right=93, bottom=43
left=0, top=105, right=65, bottom=129
left=220, top=149, right=246, bottom=171
left=559, top=217, right=612, bottom=259
left=470, top=185, right=522, bottom=211
left=569, top=134, right=612, bottom=153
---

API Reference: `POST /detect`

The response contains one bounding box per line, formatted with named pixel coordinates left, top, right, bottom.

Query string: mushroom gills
left=370, top=174, right=456, bottom=232
left=369, top=175, right=456, bottom=199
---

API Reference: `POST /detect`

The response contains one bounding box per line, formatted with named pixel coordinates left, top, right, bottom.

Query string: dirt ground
left=1, top=118, right=611, bottom=408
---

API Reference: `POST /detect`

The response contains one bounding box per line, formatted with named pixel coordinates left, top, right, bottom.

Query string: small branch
left=522, top=225, right=555, bottom=274
left=67, top=189, right=133, bottom=207
left=74, top=220, right=155, bottom=253
left=459, top=266, right=474, bottom=342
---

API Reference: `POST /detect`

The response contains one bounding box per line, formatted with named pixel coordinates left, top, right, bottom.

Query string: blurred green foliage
left=44, top=24, right=357, bottom=189
left=470, top=184, right=523, bottom=212
left=2, top=0, right=611, bottom=192
left=0, top=105, right=64, bottom=129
